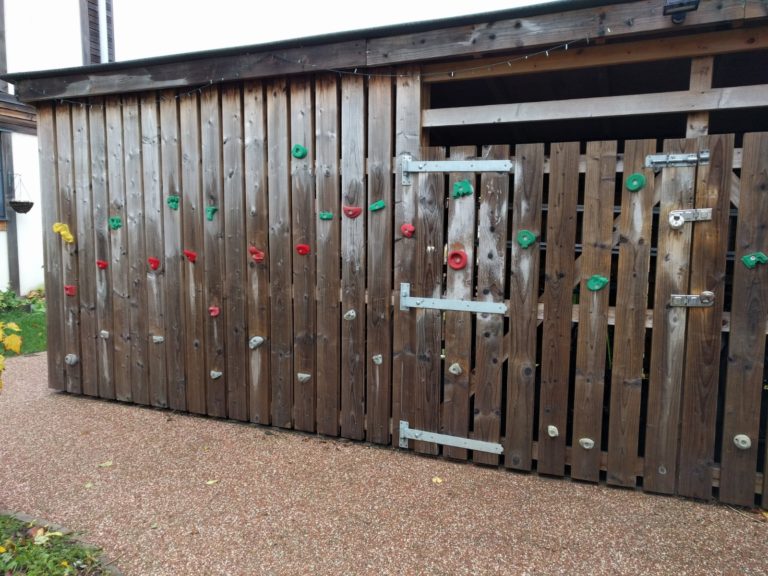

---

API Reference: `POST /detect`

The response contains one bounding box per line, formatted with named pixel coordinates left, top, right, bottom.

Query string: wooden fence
left=38, top=76, right=768, bottom=507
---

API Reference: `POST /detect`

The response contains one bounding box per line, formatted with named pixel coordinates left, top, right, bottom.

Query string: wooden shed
left=7, top=0, right=768, bottom=507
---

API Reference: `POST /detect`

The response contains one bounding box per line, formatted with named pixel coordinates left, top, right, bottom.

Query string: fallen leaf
left=5, top=322, right=20, bottom=332
left=0, top=545, right=6, bottom=554
left=84, top=482, right=94, bottom=489
left=98, top=460, right=113, bottom=468
left=205, top=479, right=219, bottom=485
left=3, top=334, right=21, bottom=355
left=150, top=522, right=158, bottom=529
left=47, top=532, right=63, bottom=537
left=762, top=510, right=768, bottom=521
left=432, top=476, right=444, bottom=485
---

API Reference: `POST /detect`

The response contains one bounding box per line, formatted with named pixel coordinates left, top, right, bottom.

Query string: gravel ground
left=1, top=354, right=766, bottom=576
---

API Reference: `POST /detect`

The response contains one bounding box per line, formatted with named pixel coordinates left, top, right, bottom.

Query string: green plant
left=0, top=288, right=24, bottom=313
left=0, top=320, right=22, bottom=391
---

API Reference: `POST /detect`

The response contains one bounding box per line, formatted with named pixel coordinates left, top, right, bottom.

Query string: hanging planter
left=9, top=200, right=33, bottom=214
left=8, top=173, right=34, bottom=214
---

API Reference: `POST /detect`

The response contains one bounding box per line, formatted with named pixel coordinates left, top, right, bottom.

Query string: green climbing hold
left=167, top=195, right=180, bottom=210
left=625, top=172, right=646, bottom=192
left=452, top=180, right=474, bottom=198
left=586, top=274, right=610, bottom=292
left=369, top=199, right=385, bottom=212
left=319, top=211, right=333, bottom=220
left=516, top=229, right=537, bottom=249
left=291, top=144, right=308, bottom=159
left=741, top=251, right=768, bottom=269
left=108, top=216, right=122, bottom=230
left=205, top=206, right=218, bottom=221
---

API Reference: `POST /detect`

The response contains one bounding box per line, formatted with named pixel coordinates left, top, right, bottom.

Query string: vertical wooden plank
left=222, top=84, right=248, bottom=422
left=605, top=139, right=656, bottom=488
left=72, top=103, right=97, bottom=397
left=56, top=102, right=82, bottom=395
left=413, top=146, right=445, bottom=455
left=244, top=81, right=270, bottom=425
left=393, top=66, right=423, bottom=446
left=267, top=78, right=293, bottom=428
left=340, top=75, right=366, bottom=440
left=442, top=146, right=476, bottom=461
left=88, top=98, right=115, bottom=400
left=160, top=90, right=186, bottom=411
left=366, top=72, right=393, bottom=445
left=315, top=74, right=340, bottom=437
left=141, top=93, right=168, bottom=408
left=179, top=91, right=206, bottom=414
left=105, top=96, right=131, bottom=402
left=719, top=132, right=768, bottom=506
left=537, top=141, right=579, bottom=476
left=472, top=144, right=509, bottom=465
left=677, top=134, right=733, bottom=500
left=571, top=141, right=617, bottom=482
left=642, top=139, right=698, bottom=493
left=123, top=96, right=149, bottom=405
left=505, top=143, right=544, bottom=471
left=39, top=104, right=65, bottom=391
left=290, top=78, right=316, bottom=432
left=201, top=86, right=226, bottom=418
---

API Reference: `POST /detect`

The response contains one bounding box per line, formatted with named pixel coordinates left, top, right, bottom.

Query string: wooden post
left=686, top=57, right=713, bottom=138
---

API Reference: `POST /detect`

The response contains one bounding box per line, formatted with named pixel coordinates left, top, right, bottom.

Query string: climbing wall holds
left=297, top=372, right=311, bottom=383
left=210, top=370, right=223, bottom=380
left=291, top=144, right=308, bottom=159
left=319, top=211, right=333, bottom=220
left=148, top=257, right=160, bottom=271
left=96, top=259, right=109, bottom=270
left=586, top=274, right=609, bottom=292
left=369, top=199, right=385, bottom=212
left=209, top=305, right=221, bottom=318
left=205, top=206, right=218, bottom=221
left=183, top=249, right=197, bottom=263
left=625, top=172, right=646, bottom=192
left=547, top=425, right=559, bottom=438
left=64, top=354, right=79, bottom=366
left=295, top=244, right=311, bottom=256
left=343, top=310, right=357, bottom=321
left=372, top=354, right=383, bottom=365
left=447, top=250, right=468, bottom=270
left=64, top=285, right=77, bottom=297
left=99, top=330, right=110, bottom=340
left=448, top=363, right=462, bottom=376
left=452, top=180, right=474, bottom=198
left=52, top=222, right=75, bottom=243
left=248, top=246, right=266, bottom=263
left=108, top=216, right=122, bottom=230
left=733, top=434, right=752, bottom=450
left=166, top=195, right=180, bottom=210
left=400, top=223, right=415, bottom=238
left=248, top=336, right=265, bottom=350
left=342, top=205, right=362, bottom=219
left=579, top=438, right=595, bottom=450
left=152, top=335, right=165, bottom=344
left=516, top=230, right=537, bottom=249
left=741, top=251, right=768, bottom=269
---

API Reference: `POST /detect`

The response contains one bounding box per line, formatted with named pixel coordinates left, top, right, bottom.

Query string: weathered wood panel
left=571, top=140, right=616, bottom=483
left=719, top=132, right=768, bottom=506
left=607, top=139, right=656, bottom=488
left=505, top=143, right=544, bottom=471
left=243, top=81, right=270, bottom=425
left=314, top=74, right=340, bottom=437
left=537, top=141, right=579, bottom=476
left=340, top=75, right=366, bottom=440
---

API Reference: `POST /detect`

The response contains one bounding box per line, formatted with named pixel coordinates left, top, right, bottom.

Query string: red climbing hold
left=64, top=285, right=77, bottom=297
left=401, top=223, right=415, bottom=238
left=342, top=206, right=362, bottom=219
left=209, top=305, right=221, bottom=318
left=148, top=257, right=160, bottom=270
left=295, top=244, right=311, bottom=256
left=447, top=250, right=468, bottom=270
left=248, top=246, right=265, bottom=263
left=96, top=259, right=109, bottom=270
left=183, top=249, right=197, bottom=263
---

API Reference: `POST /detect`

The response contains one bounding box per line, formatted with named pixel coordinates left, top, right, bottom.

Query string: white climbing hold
left=448, top=363, right=462, bottom=376
left=64, top=354, right=79, bottom=366
left=249, top=336, right=265, bottom=350
left=297, top=372, right=311, bottom=383
left=210, top=370, right=223, bottom=380
left=99, top=330, right=109, bottom=340
left=579, top=437, right=595, bottom=450
left=152, top=335, right=165, bottom=344
left=547, top=425, right=559, bottom=438
left=343, top=309, right=357, bottom=321
left=372, top=354, right=383, bottom=365
left=733, top=434, right=752, bottom=450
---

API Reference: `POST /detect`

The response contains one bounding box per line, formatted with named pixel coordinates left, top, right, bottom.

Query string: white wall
left=13, top=133, right=43, bottom=294
left=0, top=230, right=8, bottom=290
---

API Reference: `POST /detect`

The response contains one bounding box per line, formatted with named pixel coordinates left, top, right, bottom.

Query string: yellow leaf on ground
left=4, top=334, right=21, bottom=355
left=5, top=322, right=20, bottom=332
left=98, top=460, right=113, bottom=468
left=0, top=355, right=5, bottom=372
left=432, top=476, right=444, bottom=484
left=84, top=482, right=94, bottom=489
left=0, top=545, right=6, bottom=553
left=205, top=479, right=219, bottom=485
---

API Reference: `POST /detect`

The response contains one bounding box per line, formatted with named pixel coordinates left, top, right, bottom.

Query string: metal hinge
left=400, top=282, right=507, bottom=315
left=669, top=291, right=715, bottom=307
left=645, top=150, right=709, bottom=171
left=399, top=421, right=504, bottom=454
left=400, top=154, right=512, bottom=186
left=668, top=208, right=712, bottom=229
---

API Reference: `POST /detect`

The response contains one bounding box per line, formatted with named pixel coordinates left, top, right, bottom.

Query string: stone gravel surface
left=1, top=354, right=766, bottom=575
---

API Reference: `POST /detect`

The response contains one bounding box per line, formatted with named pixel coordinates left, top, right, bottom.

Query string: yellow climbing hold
left=52, top=222, right=75, bottom=244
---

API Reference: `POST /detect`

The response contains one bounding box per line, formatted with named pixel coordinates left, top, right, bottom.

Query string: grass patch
left=0, top=309, right=47, bottom=356
left=0, top=514, right=109, bottom=575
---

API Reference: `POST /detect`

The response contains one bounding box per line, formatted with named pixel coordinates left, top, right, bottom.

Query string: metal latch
left=668, top=208, right=712, bottom=229
left=400, top=154, right=512, bottom=186
left=400, top=282, right=507, bottom=315
left=669, top=291, right=715, bottom=307
left=399, top=421, right=504, bottom=454
left=645, top=150, right=709, bottom=171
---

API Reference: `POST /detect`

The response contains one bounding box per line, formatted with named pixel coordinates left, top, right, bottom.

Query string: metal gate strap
left=399, top=421, right=504, bottom=454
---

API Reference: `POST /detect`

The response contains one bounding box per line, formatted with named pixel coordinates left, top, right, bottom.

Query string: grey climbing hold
left=297, top=372, right=311, bottom=383
left=372, top=354, right=383, bottom=365
left=152, top=335, right=165, bottom=344
left=579, top=437, right=595, bottom=450
left=448, top=363, right=462, bottom=376
left=733, top=434, right=751, bottom=450
left=343, top=310, right=357, bottom=321
left=210, top=370, right=223, bottom=380
left=249, top=336, right=265, bottom=350
left=547, top=425, right=559, bottom=438
left=99, top=330, right=110, bottom=340
left=64, top=354, right=79, bottom=366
